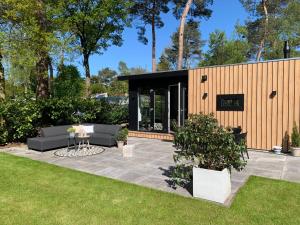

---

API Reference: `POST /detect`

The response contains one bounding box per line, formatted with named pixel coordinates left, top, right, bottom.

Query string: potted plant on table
left=291, top=122, right=300, bottom=157
left=116, top=128, right=128, bottom=150
left=172, top=113, right=247, bottom=204
left=67, top=127, right=76, bottom=138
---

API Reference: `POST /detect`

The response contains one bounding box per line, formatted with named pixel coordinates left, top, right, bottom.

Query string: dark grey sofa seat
left=27, top=135, right=69, bottom=151
left=27, top=124, right=121, bottom=151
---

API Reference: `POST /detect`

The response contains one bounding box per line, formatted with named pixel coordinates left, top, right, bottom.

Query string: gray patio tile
left=2, top=138, right=300, bottom=205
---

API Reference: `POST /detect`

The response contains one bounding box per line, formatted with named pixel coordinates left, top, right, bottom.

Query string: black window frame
left=216, top=94, right=244, bottom=111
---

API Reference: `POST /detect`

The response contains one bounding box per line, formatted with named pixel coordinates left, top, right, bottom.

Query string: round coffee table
left=76, top=135, right=91, bottom=150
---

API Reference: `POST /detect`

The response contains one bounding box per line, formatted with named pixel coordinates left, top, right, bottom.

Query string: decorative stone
left=54, top=145, right=105, bottom=157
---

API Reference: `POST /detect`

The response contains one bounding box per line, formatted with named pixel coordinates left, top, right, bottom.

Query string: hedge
left=0, top=98, right=128, bottom=145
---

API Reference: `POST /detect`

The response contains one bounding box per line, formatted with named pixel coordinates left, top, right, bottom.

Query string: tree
left=53, top=65, right=83, bottom=98
left=200, top=30, right=250, bottom=66
left=131, top=0, right=170, bottom=72
left=172, top=0, right=213, bottom=69
left=158, top=21, right=203, bottom=70
left=118, top=61, right=147, bottom=75
left=62, top=0, right=130, bottom=97
left=0, top=0, right=63, bottom=99
left=240, top=0, right=299, bottom=60
left=0, top=49, right=4, bottom=101
left=157, top=54, right=172, bottom=71
left=97, top=68, right=118, bottom=86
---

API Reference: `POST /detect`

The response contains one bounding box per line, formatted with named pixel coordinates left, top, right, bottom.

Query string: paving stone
left=2, top=138, right=300, bottom=205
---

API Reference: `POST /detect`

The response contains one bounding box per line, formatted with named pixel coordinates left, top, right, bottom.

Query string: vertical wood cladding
left=188, top=58, right=300, bottom=150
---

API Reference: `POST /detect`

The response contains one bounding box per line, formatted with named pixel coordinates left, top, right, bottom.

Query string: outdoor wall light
left=202, top=93, right=208, bottom=99
left=270, top=90, right=277, bottom=98
left=201, top=75, right=208, bottom=82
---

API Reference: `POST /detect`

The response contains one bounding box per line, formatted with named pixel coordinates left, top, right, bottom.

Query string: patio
left=2, top=137, right=300, bottom=205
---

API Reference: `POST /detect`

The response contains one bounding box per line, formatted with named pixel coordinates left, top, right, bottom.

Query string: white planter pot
left=69, top=132, right=75, bottom=138
left=122, top=144, right=135, bottom=157
left=117, top=141, right=124, bottom=150
left=193, top=167, right=231, bottom=204
left=273, top=146, right=282, bottom=155
left=291, top=147, right=300, bottom=157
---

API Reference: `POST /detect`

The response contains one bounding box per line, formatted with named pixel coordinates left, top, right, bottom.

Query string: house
left=118, top=58, right=300, bottom=150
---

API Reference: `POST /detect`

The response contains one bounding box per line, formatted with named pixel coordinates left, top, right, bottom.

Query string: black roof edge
left=118, top=69, right=189, bottom=81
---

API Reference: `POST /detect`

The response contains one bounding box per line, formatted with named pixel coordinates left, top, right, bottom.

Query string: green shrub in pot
left=116, top=128, right=128, bottom=142
left=291, top=122, right=300, bottom=157
left=172, top=113, right=247, bottom=187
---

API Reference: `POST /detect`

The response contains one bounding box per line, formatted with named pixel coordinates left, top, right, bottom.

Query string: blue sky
left=75, top=0, right=248, bottom=75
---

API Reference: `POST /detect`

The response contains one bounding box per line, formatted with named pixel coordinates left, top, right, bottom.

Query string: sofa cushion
left=41, top=125, right=72, bottom=137
left=90, top=133, right=116, bottom=146
left=93, top=124, right=121, bottom=135
left=27, top=135, right=69, bottom=151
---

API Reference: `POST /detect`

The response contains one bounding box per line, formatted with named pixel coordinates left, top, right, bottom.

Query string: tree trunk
left=151, top=3, right=157, bottom=72
left=256, top=0, right=268, bottom=61
left=177, top=0, right=193, bottom=70
left=83, top=54, right=91, bottom=97
left=36, top=53, right=49, bottom=99
left=0, top=50, right=5, bottom=101
left=36, top=0, right=49, bottom=98
left=152, top=12, right=156, bottom=72
left=48, top=56, right=54, bottom=96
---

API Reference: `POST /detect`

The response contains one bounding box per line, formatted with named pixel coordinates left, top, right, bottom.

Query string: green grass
left=0, top=153, right=299, bottom=225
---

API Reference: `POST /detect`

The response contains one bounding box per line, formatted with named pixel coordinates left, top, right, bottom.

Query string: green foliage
left=291, top=122, right=300, bottom=147
left=240, top=0, right=300, bottom=60
left=52, top=65, right=84, bottom=98
left=172, top=113, right=246, bottom=186
left=0, top=98, right=128, bottom=145
left=67, top=127, right=76, bottom=133
left=0, top=99, right=42, bottom=143
left=131, top=0, right=170, bottom=45
left=200, top=29, right=250, bottom=66
left=116, top=128, right=128, bottom=142
left=159, top=21, right=204, bottom=70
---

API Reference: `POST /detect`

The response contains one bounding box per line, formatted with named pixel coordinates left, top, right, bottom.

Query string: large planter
left=117, top=141, right=124, bottom=150
left=122, top=144, right=134, bottom=157
left=193, top=167, right=231, bottom=204
left=291, top=147, right=300, bottom=157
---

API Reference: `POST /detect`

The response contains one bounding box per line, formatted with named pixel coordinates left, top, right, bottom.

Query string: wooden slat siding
left=216, top=67, right=221, bottom=123
left=252, top=63, right=258, bottom=148
left=277, top=61, right=284, bottom=146
left=188, top=59, right=300, bottom=150
left=272, top=62, right=278, bottom=148
left=289, top=60, right=295, bottom=135
left=283, top=60, right=290, bottom=145
left=267, top=62, right=273, bottom=149
left=188, top=70, right=192, bottom=114
left=128, top=131, right=174, bottom=141
left=247, top=64, right=253, bottom=147
left=295, top=60, right=300, bottom=126
left=261, top=62, right=268, bottom=149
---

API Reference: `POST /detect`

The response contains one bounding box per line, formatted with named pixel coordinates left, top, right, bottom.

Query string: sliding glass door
left=138, top=88, right=167, bottom=132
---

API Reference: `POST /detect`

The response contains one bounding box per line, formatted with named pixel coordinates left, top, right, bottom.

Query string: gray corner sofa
left=27, top=124, right=121, bottom=152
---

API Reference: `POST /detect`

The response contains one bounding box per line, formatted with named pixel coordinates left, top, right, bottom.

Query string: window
left=216, top=94, right=244, bottom=111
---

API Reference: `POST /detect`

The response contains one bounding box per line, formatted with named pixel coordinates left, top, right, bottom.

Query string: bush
left=172, top=113, right=247, bottom=187
left=291, top=122, right=300, bottom=147
left=116, top=128, right=128, bottom=142
left=0, top=97, right=128, bottom=145
left=0, top=99, right=41, bottom=144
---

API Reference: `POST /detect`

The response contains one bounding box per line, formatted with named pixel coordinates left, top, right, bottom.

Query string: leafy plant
left=116, top=128, right=128, bottom=142
left=67, top=128, right=76, bottom=133
left=291, top=122, right=300, bottom=147
left=0, top=97, right=128, bottom=145
left=172, top=113, right=247, bottom=187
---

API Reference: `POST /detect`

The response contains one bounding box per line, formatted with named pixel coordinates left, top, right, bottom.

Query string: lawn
left=0, top=153, right=299, bottom=225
